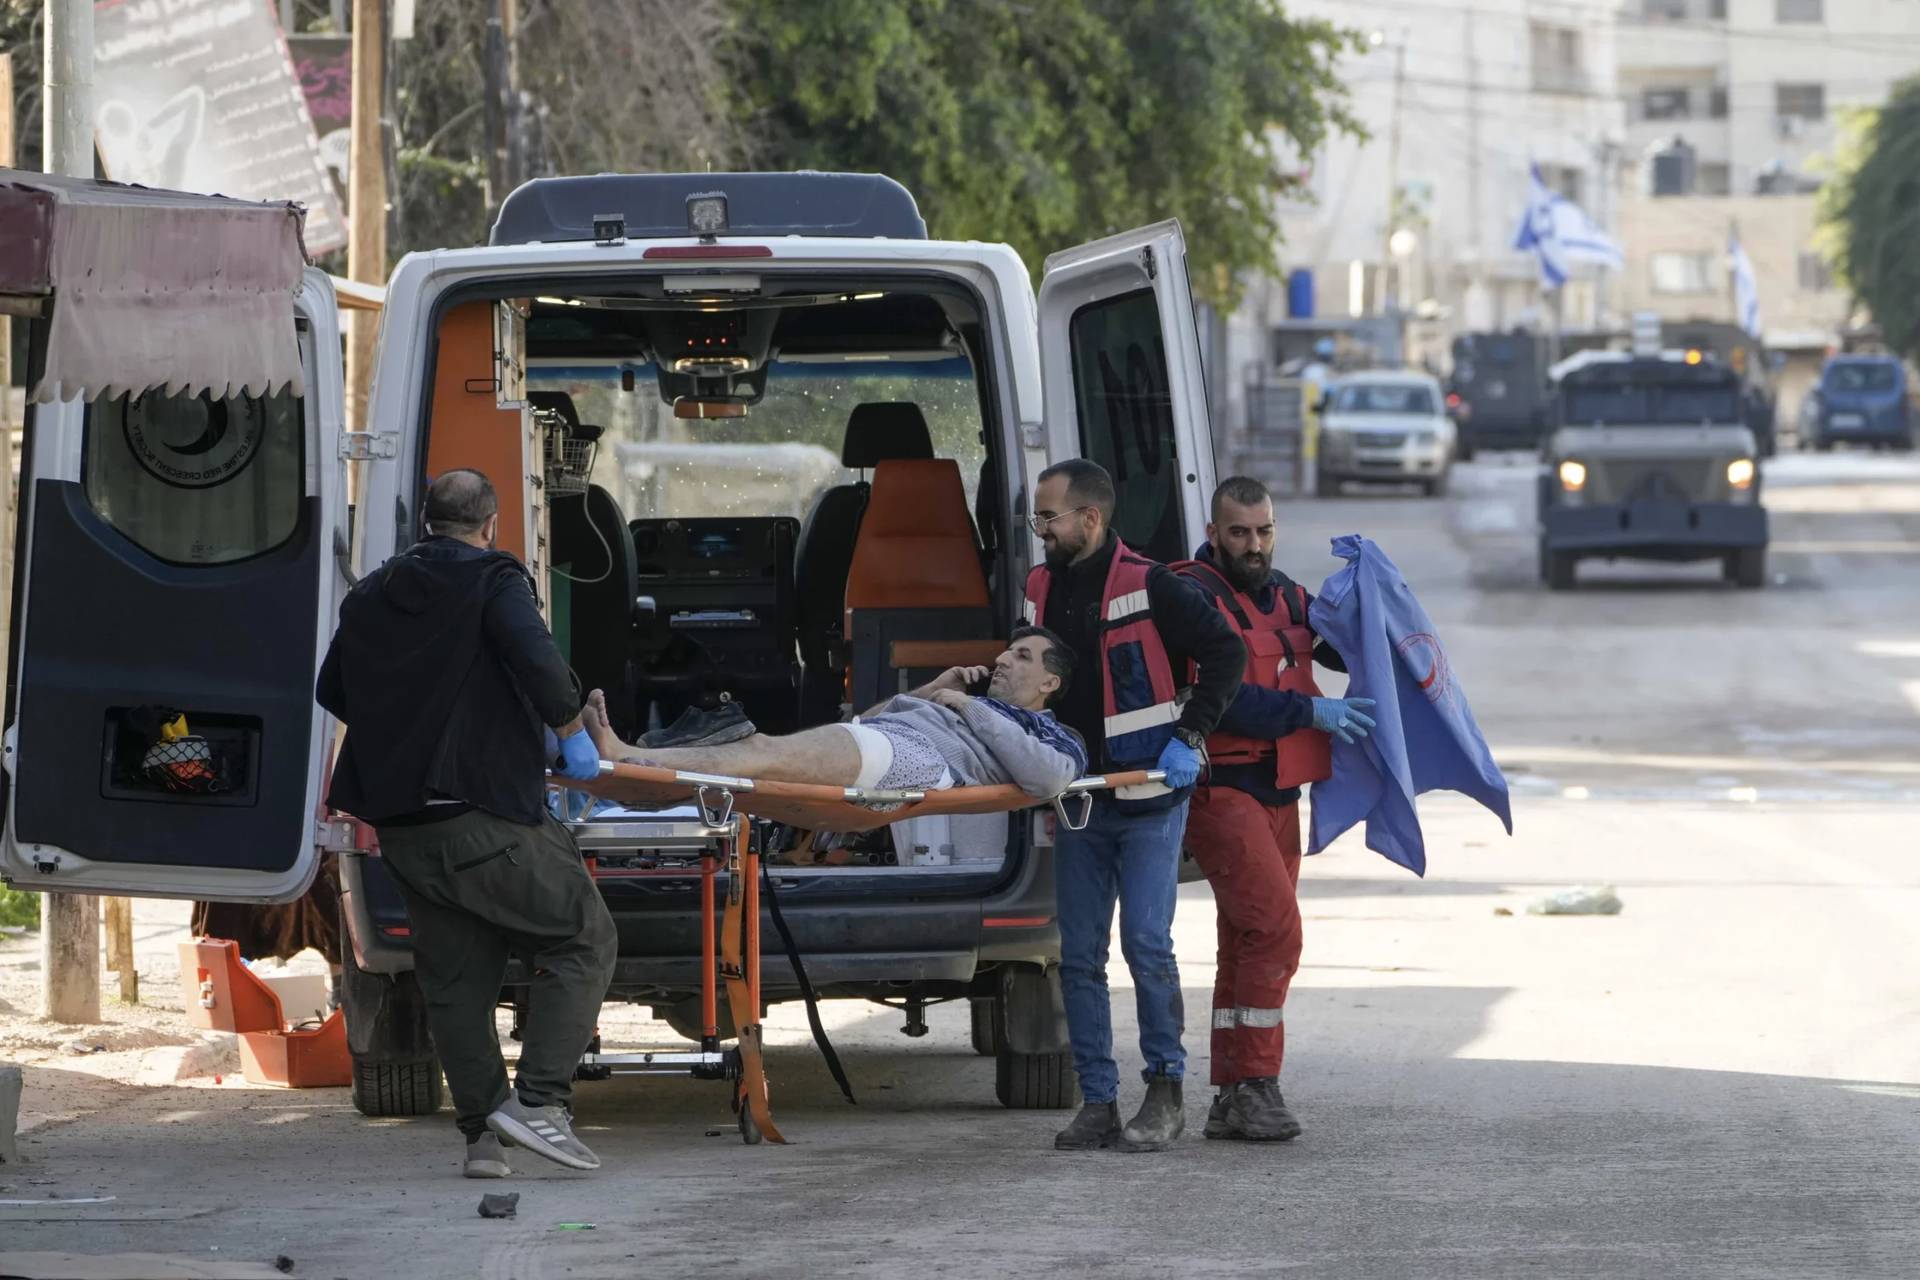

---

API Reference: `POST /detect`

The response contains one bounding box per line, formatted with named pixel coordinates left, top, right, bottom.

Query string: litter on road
left=1525, top=885, right=1624, bottom=915
left=476, top=1193, right=520, bottom=1219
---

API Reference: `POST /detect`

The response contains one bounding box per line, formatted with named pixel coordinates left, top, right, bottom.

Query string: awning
left=0, top=169, right=310, bottom=404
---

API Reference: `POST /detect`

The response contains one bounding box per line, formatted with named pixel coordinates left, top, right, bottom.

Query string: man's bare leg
left=582, top=691, right=863, bottom=785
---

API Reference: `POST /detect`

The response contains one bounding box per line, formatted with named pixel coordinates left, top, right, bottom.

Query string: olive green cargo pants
left=375, top=809, right=616, bottom=1136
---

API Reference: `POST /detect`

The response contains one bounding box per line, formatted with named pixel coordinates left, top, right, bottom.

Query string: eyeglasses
left=1028, top=506, right=1092, bottom=535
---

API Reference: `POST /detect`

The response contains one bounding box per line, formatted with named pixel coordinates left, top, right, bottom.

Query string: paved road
left=5, top=453, right=1918, bottom=1279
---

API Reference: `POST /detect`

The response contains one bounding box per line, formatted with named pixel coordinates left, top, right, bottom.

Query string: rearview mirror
left=673, top=398, right=748, bottom=420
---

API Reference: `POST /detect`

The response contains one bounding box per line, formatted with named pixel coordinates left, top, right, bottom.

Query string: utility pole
left=346, top=0, right=387, bottom=434
left=2, top=52, right=16, bottom=652
left=39, top=0, right=101, bottom=1026
left=1381, top=34, right=1407, bottom=317
left=1464, top=10, right=1482, bottom=319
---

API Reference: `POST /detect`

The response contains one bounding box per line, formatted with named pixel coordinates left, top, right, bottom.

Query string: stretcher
left=548, top=762, right=1164, bottom=1143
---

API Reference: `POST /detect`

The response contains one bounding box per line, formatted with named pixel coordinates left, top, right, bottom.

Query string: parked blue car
left=1799, top=356, right=1914, bottom=451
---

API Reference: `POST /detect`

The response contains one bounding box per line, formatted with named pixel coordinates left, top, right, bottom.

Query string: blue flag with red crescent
left=1306, top=536, right=1511, bottom=875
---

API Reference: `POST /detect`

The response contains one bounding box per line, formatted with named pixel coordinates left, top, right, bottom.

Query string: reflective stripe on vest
left=1212, top=1006, right=1285, bottom=1029
left=1174, top=558, right=1331, bottom=790
left=1024, top=540, right=1182, bottom=769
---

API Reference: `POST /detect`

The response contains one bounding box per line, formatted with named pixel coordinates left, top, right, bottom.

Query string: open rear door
left=1035, top=220, right=1217, bottom=563
left=1, top=268, right=347, bottom=901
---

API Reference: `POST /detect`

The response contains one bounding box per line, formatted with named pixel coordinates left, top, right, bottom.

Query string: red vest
left=1173, top=558, right=1331, bottom=789
left=1024, top=540, right=1182, bottom=771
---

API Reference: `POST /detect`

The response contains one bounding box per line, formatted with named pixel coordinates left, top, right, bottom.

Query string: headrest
left=528, top=391, right=581, bottom=431
left=842, top=402, right=933, bottom=468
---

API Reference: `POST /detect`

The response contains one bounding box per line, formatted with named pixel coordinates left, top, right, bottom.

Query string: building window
left=1708, top=87, right=1729, bottom=119
left=1642, top=87, right=1692, bottom=121
left=1698, top=162, right=1732, bottom=195
left=1776, top=83, right=1826, bottom=122
left=1650, top=252, right=1716, bottom=295
left=1531, top=23, right=1586, bottom=94
left=1538, top=163, right=1584, bottom=206
left=1797, top=252, right=1835, bottom=292
left=1776, top=0, right=1823, bottom=22
left=1641, top=0, right=1689, bottom=17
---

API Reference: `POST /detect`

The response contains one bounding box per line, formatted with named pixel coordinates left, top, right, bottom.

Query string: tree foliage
left=1817, top=76, right=1920, bottom=358
left=733, top=0, right=1364, bottom=307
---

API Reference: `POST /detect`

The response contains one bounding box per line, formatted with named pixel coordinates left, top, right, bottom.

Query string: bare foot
left=581, top=689, right=623, bottom=759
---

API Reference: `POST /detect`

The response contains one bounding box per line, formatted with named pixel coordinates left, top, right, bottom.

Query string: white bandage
left=838, top=722, right=895, bottom=789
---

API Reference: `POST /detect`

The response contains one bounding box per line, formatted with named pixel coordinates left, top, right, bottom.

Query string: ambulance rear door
left=1034, top=220, right=1218, bottom=562
left=0, top=267, right=349, bottom=902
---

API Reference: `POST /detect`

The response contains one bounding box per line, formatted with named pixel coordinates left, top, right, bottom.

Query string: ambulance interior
left=423, top=275, right=1024, bottom=872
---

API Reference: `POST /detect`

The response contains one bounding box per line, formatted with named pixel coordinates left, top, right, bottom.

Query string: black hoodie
left=317, top=537, right=580, bottom=825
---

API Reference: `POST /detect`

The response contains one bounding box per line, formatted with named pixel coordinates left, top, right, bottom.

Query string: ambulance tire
left=969, top=997, right=1004, bottom=1057
left=341, top=948, right=443, bottom=1118
left=659, top=999, right=738, bottom=1044
left=995, top=1046, right=1079, bottom=1110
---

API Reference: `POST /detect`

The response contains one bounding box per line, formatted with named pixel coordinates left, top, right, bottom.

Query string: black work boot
left=1116, top=1078, right=1184, bottom=1153
left=1225, top=1077, right=1302, bottom=1142
left=1054, top=1101, right=1122, bottom=1150
left=1203, top=1086, right=1236, bottom=1140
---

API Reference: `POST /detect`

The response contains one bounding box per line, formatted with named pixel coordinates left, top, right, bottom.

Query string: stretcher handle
left=1050, top=769, right=1168, bottom=832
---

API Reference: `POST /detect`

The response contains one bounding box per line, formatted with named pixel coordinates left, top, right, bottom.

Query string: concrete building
left=1618, top=0, right=1920, bottom=199
left=1216, top=0, right=1625, bottom=452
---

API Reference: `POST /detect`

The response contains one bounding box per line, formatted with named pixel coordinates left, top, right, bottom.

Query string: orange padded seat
left=845, top=459, right=990, bottom=613
left=843, top=459, right=994, bottom=706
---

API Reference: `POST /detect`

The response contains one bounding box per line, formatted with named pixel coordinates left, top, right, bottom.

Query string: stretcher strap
left=762, top=857, right=855, bottom=1106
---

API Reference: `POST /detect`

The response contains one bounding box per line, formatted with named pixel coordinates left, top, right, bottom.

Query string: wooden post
left=38, top=0, right=101, bottom=1027
left=345, top=0, right=386, bottom=434
left=103, top=896, right=137, bottom=1003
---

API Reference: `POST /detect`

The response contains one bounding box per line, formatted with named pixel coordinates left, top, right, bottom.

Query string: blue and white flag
left=1729, top=230, right=1762, bottom=338
left=1513, top=162, right=1624, bottom=290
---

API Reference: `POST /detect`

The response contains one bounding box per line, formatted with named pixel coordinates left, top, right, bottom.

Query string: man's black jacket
left=317, top=537, right=580, bottom=826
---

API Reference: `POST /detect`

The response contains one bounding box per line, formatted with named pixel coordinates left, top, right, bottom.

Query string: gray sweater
left=860, top=695, right=1087, bottom=797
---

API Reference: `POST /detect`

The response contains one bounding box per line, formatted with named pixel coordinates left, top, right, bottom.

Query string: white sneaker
left=485, top=1095, right=601, bottom=1171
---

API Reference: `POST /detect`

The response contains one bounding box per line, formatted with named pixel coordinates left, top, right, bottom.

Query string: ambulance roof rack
left=489, top=172, right=927, bottom=246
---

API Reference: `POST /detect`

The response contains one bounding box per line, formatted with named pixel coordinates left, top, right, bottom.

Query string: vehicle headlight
left=1727, top=458, right=1756, bottom=490
left=1557, top=460, right=1587, bottom=491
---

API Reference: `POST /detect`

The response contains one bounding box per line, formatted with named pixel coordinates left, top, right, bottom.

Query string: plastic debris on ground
left=1524, top=885, right=1623, bottom=916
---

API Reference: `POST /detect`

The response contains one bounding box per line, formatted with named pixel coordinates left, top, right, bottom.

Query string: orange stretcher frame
left=554, top=761, right=1164, bottom=834
left=552, top=762, right=1166, bottom=1143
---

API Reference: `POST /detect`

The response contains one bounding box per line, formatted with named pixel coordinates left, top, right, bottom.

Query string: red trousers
left=1185, top=786, right=1303, bottom=1086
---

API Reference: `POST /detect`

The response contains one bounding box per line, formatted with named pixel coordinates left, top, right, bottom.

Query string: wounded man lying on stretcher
left=582, top=626, right=1090, bottom=799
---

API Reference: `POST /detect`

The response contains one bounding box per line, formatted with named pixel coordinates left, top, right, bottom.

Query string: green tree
left=732, top=0, right=1364, bottom=307
left=1817, top=77, right=1920, bottom=358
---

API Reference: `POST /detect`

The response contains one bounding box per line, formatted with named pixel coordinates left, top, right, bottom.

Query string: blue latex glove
left=555, top=727, right=601, bottom=781
left=1155, top=737, right=1204, bottom=789
left=1311, top=696, right=1377, bottom=744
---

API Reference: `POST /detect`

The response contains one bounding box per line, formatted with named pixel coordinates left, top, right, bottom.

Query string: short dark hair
left=1011, top=624, right=1074, bottom=707
left=1211, top=475, right=1272, bottom=524
left=1036, top=458, right=1116, bottom=523
left=424, top=469, right=499, bottom=537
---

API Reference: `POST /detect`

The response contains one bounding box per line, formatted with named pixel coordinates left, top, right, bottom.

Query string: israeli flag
left=1513, top=163, right=1624, bottom=290
left=1729, top=230, right=1763, bottom=338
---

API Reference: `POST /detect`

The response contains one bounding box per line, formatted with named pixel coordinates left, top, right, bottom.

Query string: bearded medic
left=1173, top=476, right=1376, bottom=1142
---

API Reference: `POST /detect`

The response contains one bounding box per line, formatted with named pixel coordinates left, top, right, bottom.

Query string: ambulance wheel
left=1728, top=546, right=1767, bottom=589
left=1314, top=470, right=1339, bottom=498
left=1545, top=548, right=1578, bottom=592
left=658, top=999, right=737, bottom=1044
left=995, top=1046, right=1080, bottom=1109
left=969, top=997, right=1005, bottom=1057
left=341, top=949, right=443, bottom=1118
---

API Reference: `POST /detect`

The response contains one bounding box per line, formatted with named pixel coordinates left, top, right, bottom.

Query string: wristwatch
left=1171, top=727, right=1207, bottom=754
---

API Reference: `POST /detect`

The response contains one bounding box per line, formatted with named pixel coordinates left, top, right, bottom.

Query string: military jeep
left=1537, top=353, right=1768, bottom=590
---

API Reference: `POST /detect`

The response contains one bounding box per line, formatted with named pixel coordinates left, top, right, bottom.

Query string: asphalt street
left=4, top=452, right=1918, bottom=1279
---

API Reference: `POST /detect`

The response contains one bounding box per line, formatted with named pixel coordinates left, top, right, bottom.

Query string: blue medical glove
left=555, top=727, right=601, bottom=781
left=1155, top=737, right=1204, bottom=789
left=1311, top=696, right=1377, bottom=744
